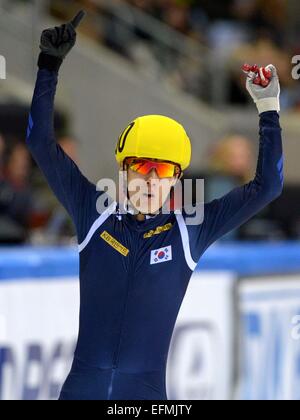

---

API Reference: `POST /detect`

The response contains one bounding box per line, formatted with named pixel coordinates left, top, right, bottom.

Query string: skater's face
left=125, top=158, right=180, bottom=215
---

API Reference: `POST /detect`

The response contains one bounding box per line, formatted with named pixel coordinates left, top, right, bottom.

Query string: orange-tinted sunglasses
left=126, top=158, right=181, bottom=179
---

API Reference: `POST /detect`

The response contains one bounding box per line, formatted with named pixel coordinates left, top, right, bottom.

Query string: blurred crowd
left=48, top=0, right=300, bottom=110
left=185, top=133, right=300, bottom=241
left=0, top=0, right=299, bottom=245
left=0, top=131, right=77, bottom=245
left=0, top=123, right=299, bottom=245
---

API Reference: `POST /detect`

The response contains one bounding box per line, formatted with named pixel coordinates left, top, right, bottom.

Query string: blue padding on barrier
left=0, top=246, right=79, bottom=280
left=0, top=242, right=299, bottom=280
left=197, top=242, right=300, bottom=276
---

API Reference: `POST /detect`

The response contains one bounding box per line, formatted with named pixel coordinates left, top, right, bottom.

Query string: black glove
left=38, top=10, right=86, bottom=72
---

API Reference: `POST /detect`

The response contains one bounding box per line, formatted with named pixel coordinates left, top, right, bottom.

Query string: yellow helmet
left=115, top=115, right=192, bottom=171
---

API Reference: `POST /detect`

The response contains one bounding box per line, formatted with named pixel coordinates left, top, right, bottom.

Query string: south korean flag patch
left=150, top=246, right=172, bottom=265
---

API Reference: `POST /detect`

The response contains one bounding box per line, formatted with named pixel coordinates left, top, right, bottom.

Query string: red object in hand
left=263, top=67, right=272, bottom=79
left=242, top=63, right=272, bottom=87
left=242, top=64, right=259, bottom=74
left=242, top=63, right=252, bottom=73
left=254, top=76, right=262, bottom=85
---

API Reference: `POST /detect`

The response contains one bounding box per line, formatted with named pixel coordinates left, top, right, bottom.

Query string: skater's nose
left=146, top=168, right=159, bottom=180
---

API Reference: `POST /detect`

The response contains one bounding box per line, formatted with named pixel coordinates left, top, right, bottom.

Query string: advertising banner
left=239, top=276, right=300, bottom=400
left=167, top=272, right=236, bottom=400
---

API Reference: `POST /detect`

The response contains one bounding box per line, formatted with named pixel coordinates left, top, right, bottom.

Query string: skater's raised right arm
left=27, top=11, right=98, bottom=238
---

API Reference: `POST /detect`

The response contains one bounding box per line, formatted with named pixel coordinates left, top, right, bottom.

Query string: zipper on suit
left=107, top=233, right=137, bottom=399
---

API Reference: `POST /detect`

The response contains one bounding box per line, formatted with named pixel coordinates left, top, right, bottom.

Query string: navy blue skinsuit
left=27, top=69, right=283, bottom=400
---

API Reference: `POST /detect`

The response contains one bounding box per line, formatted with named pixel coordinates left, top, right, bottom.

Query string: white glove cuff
left=256, top=97, right=280, bottom=114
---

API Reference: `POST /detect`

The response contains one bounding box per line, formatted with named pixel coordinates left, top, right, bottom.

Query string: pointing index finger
left=70, top=10, right=86, bottom=29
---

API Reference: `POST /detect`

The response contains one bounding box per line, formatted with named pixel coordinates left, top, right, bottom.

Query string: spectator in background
left=47, top=0, right=299, bottom=109
left=228, top=31, right=296, bottom=107
left=208, top=134, right=253, bottom=177
left=160, top=2, right=191, bottom=35
left=5, top=142, right=31, bottom=190
left=0, top=140, right=34, bottom=244
left=205, top=133, right=284, bottom=240
left=206, top=134, right=254, bottom=201
left=185, top=133, right=277, bottom=241
left=184, top=133, right=254, bottom=209
left=231, top=0, right=287, bottom=45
